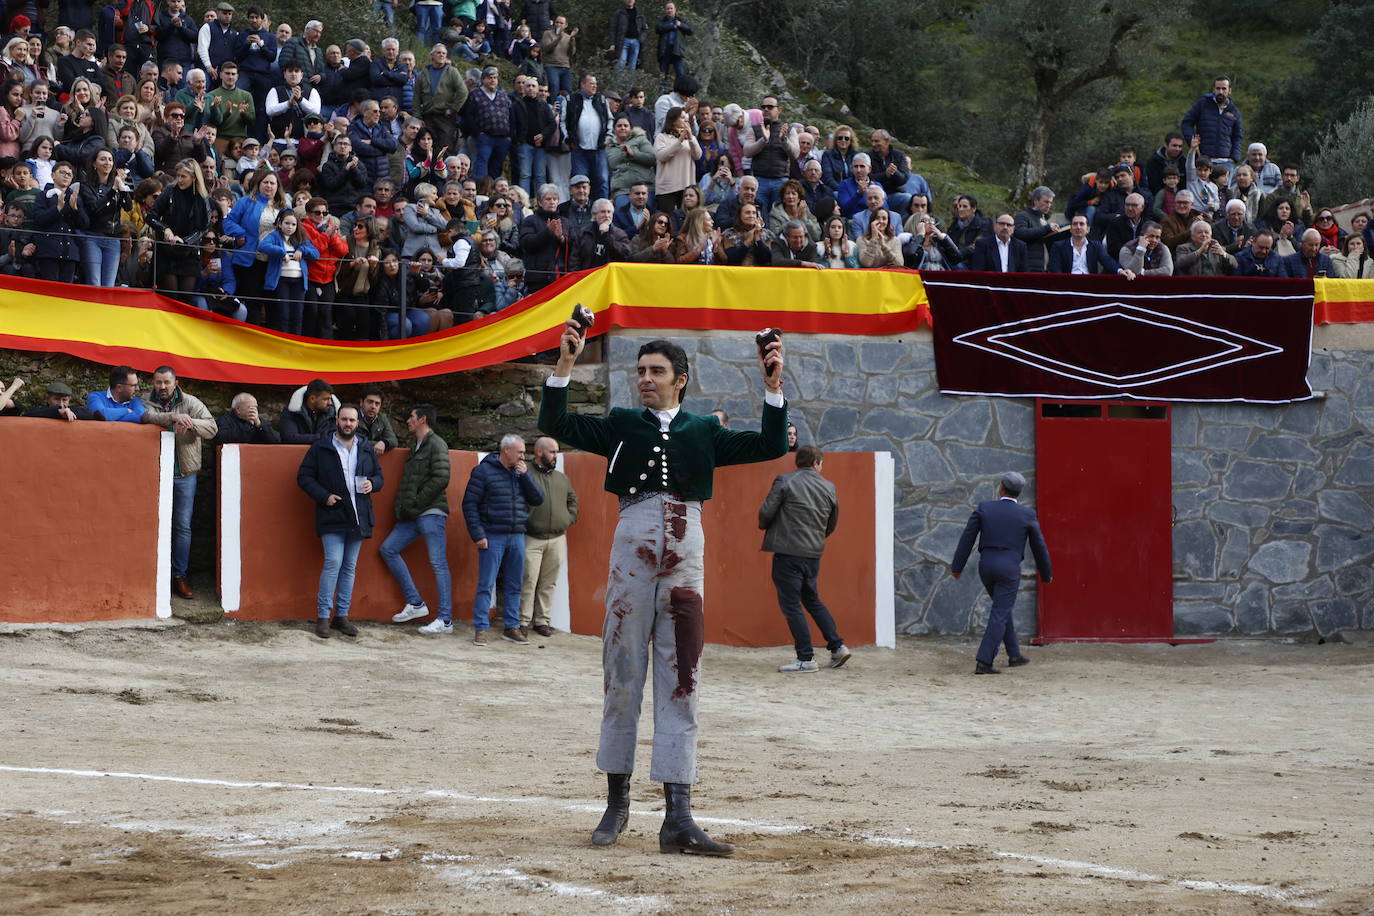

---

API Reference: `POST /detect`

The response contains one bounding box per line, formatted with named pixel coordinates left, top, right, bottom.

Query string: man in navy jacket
left=297, top=405, right=384, bottom=640
left=1181, top=76, right=1243, bottom=167
left=970, top=214, right=1027, bottom=272
left=1234, top=232, right=1286, bottom=277
left=951, top=472, right=1052, bottom=675
left=1282, top=229, right=1335, bottom=279
left=1048, top=215, right=1136, bottom=277
left=462, top=433, right=544, bottom=645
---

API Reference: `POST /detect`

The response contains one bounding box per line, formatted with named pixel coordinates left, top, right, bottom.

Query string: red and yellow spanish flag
left=1, top=268, right=1369, bottom=385
left=1312, top=277, right=1374, bottom=324
left=0, top=265, right=931, bottom=384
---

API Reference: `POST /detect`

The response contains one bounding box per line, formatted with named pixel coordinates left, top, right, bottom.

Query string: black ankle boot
left=591, top=773, right=631, bottom=846
left=659, top=783, right=734, bottom=856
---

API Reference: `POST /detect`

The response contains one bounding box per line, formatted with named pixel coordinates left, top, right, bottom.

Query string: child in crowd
left=259, top=210, right=319, bottom=335
left=1153, top=166, right=1180, bottom=216
left=1186, top=135, right=1221, bottom=219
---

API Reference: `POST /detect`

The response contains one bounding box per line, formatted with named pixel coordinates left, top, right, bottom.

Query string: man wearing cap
left=951, top=472, right=1052, bottom=675
left=466, top=66, right=514, bottom=182
left=342, top=40, right=374, bottom=97
left=267, top=60, right=322, bottom=137
left=196, top=2, right=237, bottom=84
left=557, top=174, right=595, bottom=232
left=23, top=382, right=103, bottom=421
left=206, top=60, right=254, bottom=152
left=415, top=44, right=467, bottom=158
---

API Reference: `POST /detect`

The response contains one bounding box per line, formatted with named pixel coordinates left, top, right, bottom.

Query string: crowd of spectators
left=0, top=7, right=1364, bottom=343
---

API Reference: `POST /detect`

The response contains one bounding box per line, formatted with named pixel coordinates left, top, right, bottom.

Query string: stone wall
left=604, top=333, right=1373, bottom=638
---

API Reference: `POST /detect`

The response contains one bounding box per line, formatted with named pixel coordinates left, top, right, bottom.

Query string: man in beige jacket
left=141, top=366, right=217, bottom=599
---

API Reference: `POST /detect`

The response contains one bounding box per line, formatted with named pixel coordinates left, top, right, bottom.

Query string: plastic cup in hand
left=354, top=476, right=369, bottom=493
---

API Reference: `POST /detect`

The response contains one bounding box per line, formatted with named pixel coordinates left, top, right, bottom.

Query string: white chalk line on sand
left=0, top=764, right=1322, bottom=907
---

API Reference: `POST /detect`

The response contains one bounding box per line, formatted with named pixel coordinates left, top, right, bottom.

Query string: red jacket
left=302, top=218, right=350, bottom=285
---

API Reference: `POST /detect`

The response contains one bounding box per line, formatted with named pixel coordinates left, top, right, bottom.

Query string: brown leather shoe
left=172, top=576, right=194, bottom=599
left=519, top=626, right=529, bottom=639
left=533, top=625, right=554, bottom=637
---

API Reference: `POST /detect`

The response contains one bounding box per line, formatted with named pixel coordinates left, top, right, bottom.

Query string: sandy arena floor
left=0, top=619, right=1371, bottom=915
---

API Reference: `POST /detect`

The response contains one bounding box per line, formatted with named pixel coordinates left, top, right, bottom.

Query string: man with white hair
left=278, top=19, right=326, bottom=87
left=1175, top=219, right=1237, bottom=275
left=1160, top=189, right=1205, bottom=252
left=1283, top=227, right=1335, bottom=278
left=460, top=433, right=545, bottom=646
left=835, top=152, right=875, bottom=217
left=951, top=472, right=1052, bottom=676
left=1239, top=141, right=1282, bottom=194
left=1212, top=198, right=1257, bottom=254
left=570, top=197, right=630, bottom=270
left=371, top=37, right=409, bottom=102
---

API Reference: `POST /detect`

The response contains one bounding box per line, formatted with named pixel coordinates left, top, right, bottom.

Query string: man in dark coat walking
left=951, top=472, right=1052, bottom=675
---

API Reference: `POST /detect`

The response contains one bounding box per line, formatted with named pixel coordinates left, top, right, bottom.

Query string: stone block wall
left=604, top=333, right=1373, bottom=638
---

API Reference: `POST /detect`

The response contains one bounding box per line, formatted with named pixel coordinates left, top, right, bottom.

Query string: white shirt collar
left=649, top=404, right=681, bottom=431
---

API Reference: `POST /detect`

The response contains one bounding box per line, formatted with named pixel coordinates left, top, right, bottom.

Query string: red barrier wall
left=226, top=446, right=480, bottom=622
left=0, top=419, right=164, bottom=623
left=224, top=446, right=880, bottom=647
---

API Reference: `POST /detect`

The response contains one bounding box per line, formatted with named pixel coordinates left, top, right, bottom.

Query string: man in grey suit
left=759, top=446, right=851, bottom=672
left=951, top=472, right=1053, bottom=675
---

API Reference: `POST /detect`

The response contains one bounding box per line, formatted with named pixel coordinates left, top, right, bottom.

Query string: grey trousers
left=597, top=494, right=705, bottom=784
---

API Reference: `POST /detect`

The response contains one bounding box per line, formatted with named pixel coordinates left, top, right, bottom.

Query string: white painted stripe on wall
left=220, top=445, right=241, bottom=613
left=550, top=450, right=571, bottom=632
left=873, top=451, right=896, bottom=648
left=155, top=431, right=173, bottom=619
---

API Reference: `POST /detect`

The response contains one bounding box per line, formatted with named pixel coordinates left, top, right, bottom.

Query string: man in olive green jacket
left=415, top=44, right=468, bottom=158
left=381, top=404, right=454, bottom=631
left=519, top=436, right=579, bottom=638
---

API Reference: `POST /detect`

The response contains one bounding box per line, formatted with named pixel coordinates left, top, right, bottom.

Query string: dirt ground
left=1, top=618, right=1372, bottom=915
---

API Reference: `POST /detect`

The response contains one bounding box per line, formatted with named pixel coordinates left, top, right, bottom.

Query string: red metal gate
left=1033, top=400, right=1193, bottom=643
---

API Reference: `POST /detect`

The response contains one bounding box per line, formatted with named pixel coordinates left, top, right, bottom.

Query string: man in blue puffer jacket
left=462, top=433, right=544, bottom=645
left=1181, top=76, right=1243, bottom=169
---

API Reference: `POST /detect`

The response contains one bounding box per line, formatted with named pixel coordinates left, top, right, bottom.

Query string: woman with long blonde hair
left=146, top=157, right=211, bottom=300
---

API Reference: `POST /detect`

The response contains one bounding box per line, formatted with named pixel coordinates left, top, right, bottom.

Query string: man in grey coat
left=951, top=472, right=1053, bottom=675
left=759, top=446, right=850, bottom=672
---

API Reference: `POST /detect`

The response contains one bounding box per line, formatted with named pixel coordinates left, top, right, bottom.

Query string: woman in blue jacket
left=32, top=159, right=87, bottom=282
left=223, top=168, right=287, bottom=326
left=259, top=209, right=320, bottom=335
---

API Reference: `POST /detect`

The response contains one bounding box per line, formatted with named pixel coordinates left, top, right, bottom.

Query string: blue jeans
left=754, top=176, right=785, bottom=218
left=318, top=532, right=363, bottom=619
left=474, top=133, right=512, bottom=181
left=373, top=0, right=394, bottom=25
left=81, top=235, right=120, bottom=288
left=570, top=148, right=608, bottom=201
left=616, top=38, right=640, bottom=72
left=660, top=54, right=685, bottom=79
left=381, top=514, right=453, bottom=620
left=472, top=531, right=524, bottom=630
left=518, top=142, right=547, bottom=196
left=546, top=65, right=572, bottom=96
left=415, top=4, right=443, bottom=45
left=171, top=473, right=196, bottom=579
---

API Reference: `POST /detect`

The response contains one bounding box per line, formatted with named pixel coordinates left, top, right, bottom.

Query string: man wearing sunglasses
left=743, top=95, right=797, bottom=218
